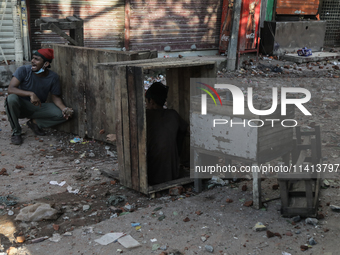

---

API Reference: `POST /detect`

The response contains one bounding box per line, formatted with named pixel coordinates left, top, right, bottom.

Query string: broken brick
left=300, top=245, right=308, bottom=251
left=169, top=186, right=184, bottom=196
left=0, top=168, right=8, bottom=176
left=266, top=230, right=275, bottom=238
left=53, top=224, right=59, bottom=231
left=15, top=165, right=24, bottom=169
left=195, top=211, right=203, bottom=215
left=226, top=198, right=233, bottom=203
left=183, top=217, right=190, bottom=222
left=244, top=201, right=253, bottom=207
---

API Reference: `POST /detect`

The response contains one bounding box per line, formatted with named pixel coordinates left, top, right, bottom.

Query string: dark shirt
left=13, top=65, right=61, bottom=103
left=146, top=109, right=188, bottom=185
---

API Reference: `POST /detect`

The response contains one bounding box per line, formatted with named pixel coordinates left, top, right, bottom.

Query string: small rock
left=253, top=222, right=267, bottom=231
left=295, top=230, right=301, bottom=234
left=83, top=205, right=90, bottom=212
left=74, top=159, right=80, bottom=164
left=323, top=179, right=330, bottom=187
left=160, top=245, right=167, bottom=251
left=226, top=198, right=233, bottom=203
left=309, top=237, right=317, bottom=245
left=305, top=218, right=318, bottom=226
left=286, top=231, right=293, bottom=236
left=292, top=215, right=301, bottom=222
left=205, top=245, right=214, bottom=253
left=201, top=236, right=207, bottom=242
left=49, top=233, right=61, bottom=242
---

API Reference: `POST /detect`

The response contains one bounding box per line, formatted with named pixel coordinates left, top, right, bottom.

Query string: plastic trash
left=297, top=47, right=312, bottom=56
left=15, top=203, right=58, bottom=221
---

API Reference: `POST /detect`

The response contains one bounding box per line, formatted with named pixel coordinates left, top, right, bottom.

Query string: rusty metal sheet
left=29, top=0, right=125, bottom=50
left=276, top=0, right=320, bottom=15
left=129, top=0, right=223, bottom=51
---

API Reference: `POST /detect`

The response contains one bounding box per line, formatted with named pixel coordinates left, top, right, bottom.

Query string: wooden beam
left=40, top=22, right=77, bottom=30
left=48, top=23, right=78, bottom=46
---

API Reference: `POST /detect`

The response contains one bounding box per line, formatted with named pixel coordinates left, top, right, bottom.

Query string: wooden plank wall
left=41, top=44, right=156, bottom=143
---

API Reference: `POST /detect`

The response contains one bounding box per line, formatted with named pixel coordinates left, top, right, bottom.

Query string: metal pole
left=21, top=0, right=30, bottom=60
left=226, top=0, right=242, bottom=71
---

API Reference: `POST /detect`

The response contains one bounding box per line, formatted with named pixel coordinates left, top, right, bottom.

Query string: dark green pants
left=4, top=94, right=67, bottom=136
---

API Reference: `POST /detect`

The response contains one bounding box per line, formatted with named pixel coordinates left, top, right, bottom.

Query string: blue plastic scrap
left=297, top=47, right=312, bottom=57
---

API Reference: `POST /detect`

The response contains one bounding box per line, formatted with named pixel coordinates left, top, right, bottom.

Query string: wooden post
left=226, top=0, right=242, bottom=71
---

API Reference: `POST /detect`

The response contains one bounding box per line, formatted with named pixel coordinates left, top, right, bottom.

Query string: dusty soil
left=0, top=56, right=340, bottom=255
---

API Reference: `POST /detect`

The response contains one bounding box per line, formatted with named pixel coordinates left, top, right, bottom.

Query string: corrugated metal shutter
left=320, top=0, right=340, bottom=46
left=276, top=0, right=319, bottom=15
left=29, top=0, right=125, bottom=50
left=129, top=0, right=223, bottom=51
left=0, top=0, right=15, bottom=61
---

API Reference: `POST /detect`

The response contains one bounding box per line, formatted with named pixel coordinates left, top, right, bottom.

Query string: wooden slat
left=166, top=68, right=179, bottom=113
left=48, top=23, right=78, bottom=46
left=72, top=47, right=87, bottom=137
left=114, top=66, right=126, bottom=185
left=40, top=22, right=77, bottom=30
left=148, top=177, right=193, bottom=193
left=134, top=66, right=148, bottom=194
left=127, top=65, right=139, bottom=190
left=120, top=66, right=132, bottom=188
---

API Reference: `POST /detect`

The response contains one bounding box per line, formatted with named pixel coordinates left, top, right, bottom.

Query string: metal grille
left=320, top=0, right=340, bottom=46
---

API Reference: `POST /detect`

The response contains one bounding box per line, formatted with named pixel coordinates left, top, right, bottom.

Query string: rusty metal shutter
left=320, top=0, right=340, bottom=46
left=276, top=0, right=320, bottom=15
left=129, top=0, right=223, bottom=51
left=29, top=0, right=125, bottom=50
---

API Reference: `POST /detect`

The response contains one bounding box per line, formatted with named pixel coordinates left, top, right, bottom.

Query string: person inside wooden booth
left=145, top=82, right=188, bottom=185
left=4, top=48, right=73, bottom=145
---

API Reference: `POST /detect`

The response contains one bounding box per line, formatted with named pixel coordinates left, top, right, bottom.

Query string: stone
left=253, top=222, right=267, bottom=232
left=201, top=236, right=207, bottom=242
left=226, top=199, right=233, bottom=203
left=183, top=217, right=190, bottom=222
left=205, top=245, right=214, bottom=253
left=292, top=215, right=301, bottom=222
left=53, top=224, right=60, bottom=231
left=160, top=245, right=167, bottom=251
left=295, top=230, right=301, bottom=234
left=305, top=218, right=318, bottom=226
left=309, top=237, right=317, bottom=245
left=83, top=205, right=90, bottom=212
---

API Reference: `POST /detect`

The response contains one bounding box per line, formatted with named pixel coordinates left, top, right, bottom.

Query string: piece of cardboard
left=94, top=232, right=125, bottom=245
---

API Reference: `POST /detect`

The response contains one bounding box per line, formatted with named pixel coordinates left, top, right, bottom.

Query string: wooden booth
left=43, top=44, right=157, bottom=143
left=97, top=58, right=216, bottom=195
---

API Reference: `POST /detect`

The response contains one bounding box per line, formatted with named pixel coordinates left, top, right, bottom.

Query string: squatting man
left=5, top=48, right=73, bottom=145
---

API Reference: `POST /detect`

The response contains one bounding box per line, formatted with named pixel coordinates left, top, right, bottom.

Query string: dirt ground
left=0, top=56, right=340, bottom=255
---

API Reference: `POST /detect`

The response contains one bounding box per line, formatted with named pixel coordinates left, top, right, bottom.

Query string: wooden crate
left=42, top=43, right=157, bottom=143
left=278, top=126, right=322, bottom=217
left=97, top=58, right=216, bottom=194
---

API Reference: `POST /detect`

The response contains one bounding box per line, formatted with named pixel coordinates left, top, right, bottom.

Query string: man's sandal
left=27, top=120, right=46, bottom=136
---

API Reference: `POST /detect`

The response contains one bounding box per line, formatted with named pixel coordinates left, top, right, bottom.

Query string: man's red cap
left=34, top=48, right=54, bottom=62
